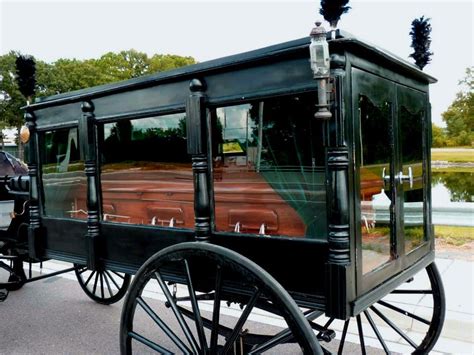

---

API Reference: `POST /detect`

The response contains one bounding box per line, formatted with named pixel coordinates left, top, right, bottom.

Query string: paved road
left=0, top=265, right=382, bottom=355
left=0, top=257, right=472, bottom=354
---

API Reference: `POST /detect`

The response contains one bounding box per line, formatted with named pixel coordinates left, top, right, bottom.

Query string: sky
left=0, top=0, right=472, bottom=126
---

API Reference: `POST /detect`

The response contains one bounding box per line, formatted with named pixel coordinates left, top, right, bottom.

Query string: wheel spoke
left=364, top=310, right=390, bottom=354
left=250, top=309, right=323, bottom=353
left=128, top=331, right=173, bottom=354
left=103, top=271, right=114, bottom=297
left=154, top=271, right=200, bottom=353
left=321, top=345, right=332, bottom=355
left=92, top=272, right=99, bottom=294
left=84, top=270, right=96, bottom=287
left=378, top=300, right=430, bottom=325
left=100, top=272, right=105, bottom=299
left=222, top=288, right=261, bottom=354
left=77, top=267, right=88, bottom=275
left=104, top=270, right=121, bottom=290
left=137, top=297, right=192, bottom=354
left=371, top=305, right=418, bottom=348
left=356, top=315, right=367, bottom=355
left=111, top=271, right=125, bottom=280
left=391, top=289, right=433, bottom=294
left=338, top=319, right=350, bottom=355
left=210, top=265, right=222, bottom=353
left=183, top=259, right=208, bottom=352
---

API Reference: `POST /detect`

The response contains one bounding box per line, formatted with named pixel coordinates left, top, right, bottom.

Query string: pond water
left=432, top=171, right=473, bottom=203
left=431, top=171, right=473, bottom=226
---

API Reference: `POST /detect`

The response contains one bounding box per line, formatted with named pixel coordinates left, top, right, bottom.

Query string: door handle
left=382, top=167, right=390, bottom=184
left=397, top=167, right=413, bottom=188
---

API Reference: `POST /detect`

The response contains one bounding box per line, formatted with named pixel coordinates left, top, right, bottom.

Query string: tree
left=442, top=67, right=474, bottom=146
left=431, top=123, right=447, bottom=147
left=0, top=50, right=196, bottom=159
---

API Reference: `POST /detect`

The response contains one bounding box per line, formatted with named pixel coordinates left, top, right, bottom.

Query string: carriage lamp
left=309, top=21, right=332, bottom=120
left=20, top=125, right=30, bottom=144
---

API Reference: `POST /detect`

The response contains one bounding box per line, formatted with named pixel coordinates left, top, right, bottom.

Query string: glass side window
left=359, top=95, right=394, bottom=274
left=41, top=127, right=86, bottom=219
left=211, top=93, right=327, bottom=238
left=400, top=106, right=426, bottom=253
left=99, top=113, right=194, bottom=227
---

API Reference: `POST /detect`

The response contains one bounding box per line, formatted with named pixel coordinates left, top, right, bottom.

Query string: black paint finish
left=19, top=32, right=436, bottom=316
left=80, top=101, right=101, bottom=270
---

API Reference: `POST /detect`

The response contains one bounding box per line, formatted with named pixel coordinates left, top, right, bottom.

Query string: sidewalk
left=431, top=257, right=473, bottom=354
left=26, top=256, right=473, bottom=354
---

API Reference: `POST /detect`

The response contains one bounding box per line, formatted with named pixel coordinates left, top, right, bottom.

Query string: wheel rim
left=314, top=262, right=445, bottom=354
left=1, top=258, right=26, bottom=291
left=74, top=264, right=131, bottom=305
left=120, top=242, right=322, bottom=354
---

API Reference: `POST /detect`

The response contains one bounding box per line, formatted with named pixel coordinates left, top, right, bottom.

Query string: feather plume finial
left=15, top=55, right=36, bottom=103
left=409, top=16, right=433, bottom=70
left=319, top=0, right=351, bottom=29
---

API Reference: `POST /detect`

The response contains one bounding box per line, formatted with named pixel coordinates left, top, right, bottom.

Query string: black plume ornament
left=15, top=55, right=36, bottom=102
left=409, top=16, right=433, bottom=70
left=319, top=0, right=351, bottom=28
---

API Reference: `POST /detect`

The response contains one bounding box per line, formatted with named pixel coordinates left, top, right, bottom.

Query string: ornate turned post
left=324, top=51, right=352, bottom=319
left=25, top=110, right=43, bottom=260
left=186, top=79, right=211, bottom=242
left=327, top=148, right=350, bottom=265
left=327, top=53, right=350, bottom=265
left=80, top=101, right=101, bottom=270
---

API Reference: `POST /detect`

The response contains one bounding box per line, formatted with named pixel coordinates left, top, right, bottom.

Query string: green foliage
left=431, top=123, right=448, bottom=147
left=442, top=67, right=474, bottom=147
left=0, top=50, right=196, bottom=145
left=0, top=51, right=25, bottom=129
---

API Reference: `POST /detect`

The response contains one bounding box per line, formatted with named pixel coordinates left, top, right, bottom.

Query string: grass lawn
left=432, top=166, right=474, bottom=173
left=435, top=225, right=474, bottom=246
left=431, top=149, right=474, bottom=163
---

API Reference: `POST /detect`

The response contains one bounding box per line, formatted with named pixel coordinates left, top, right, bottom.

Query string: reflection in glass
left=359, top=95, right=393, bottom=273
left=212, top=93, right=327, bottom=238
left=100, top=113, right=194, bottom=227
left=42, top=128, right=86, bottom=219
left=400, top=106, right=426, bottom=253
left=432, top=172, right=473, bottom=203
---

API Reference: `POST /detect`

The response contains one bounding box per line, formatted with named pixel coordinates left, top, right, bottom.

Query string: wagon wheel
left=0, top=258, right=26, bottom=292
left=6, top=257, right=27, bottom=291
left=0, top=245, right=26, bottom=291
left=313, top=262, right=445, bottom=354
left=120, top=242, right=323, bottom=354
left=74, top=264, right=131, bottom=305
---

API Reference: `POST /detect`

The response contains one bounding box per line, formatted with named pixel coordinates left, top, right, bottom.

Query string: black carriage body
left=24, top=31, right=436, bottom=319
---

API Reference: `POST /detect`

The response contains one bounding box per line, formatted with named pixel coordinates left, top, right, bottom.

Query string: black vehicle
left=0, top=24, right=444, bottom=354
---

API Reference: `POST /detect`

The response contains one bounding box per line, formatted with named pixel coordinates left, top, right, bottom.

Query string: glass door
left=353, top=68, right=431, bottom=294
left=352, top=68, right=398, bottom=285
left=397, top=86, right=429, bottom=257
left=358, top=95, right=395, bottom=274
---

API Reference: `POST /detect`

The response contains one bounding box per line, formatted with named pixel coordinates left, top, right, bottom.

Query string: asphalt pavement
left=0, top=256, right=472, bottom=354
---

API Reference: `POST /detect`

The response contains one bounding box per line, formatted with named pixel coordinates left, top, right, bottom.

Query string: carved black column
left=327, top=54, right=350, bottom=265
left=80, top=101, right=101, bottom=270
left=25, top=110, right=43, bottom=260
left=327, top=148, right=350, bottom=264
left=186, top=79, right=211, bottom=242
left=324, top=53, right=352, bottom=319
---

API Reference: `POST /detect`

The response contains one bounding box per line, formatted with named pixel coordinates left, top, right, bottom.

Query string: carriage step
left=310, top=322, right=336, bottom=342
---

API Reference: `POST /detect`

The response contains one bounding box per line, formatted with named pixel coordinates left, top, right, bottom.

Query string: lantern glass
left=310, top=37, right=330, bottom=77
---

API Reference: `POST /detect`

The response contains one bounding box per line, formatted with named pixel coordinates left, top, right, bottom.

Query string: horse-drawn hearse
left=1, top=18, right=444, bottom=354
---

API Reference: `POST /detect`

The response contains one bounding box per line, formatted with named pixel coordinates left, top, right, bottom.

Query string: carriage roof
left=29, top=29, right=436, bottom=112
